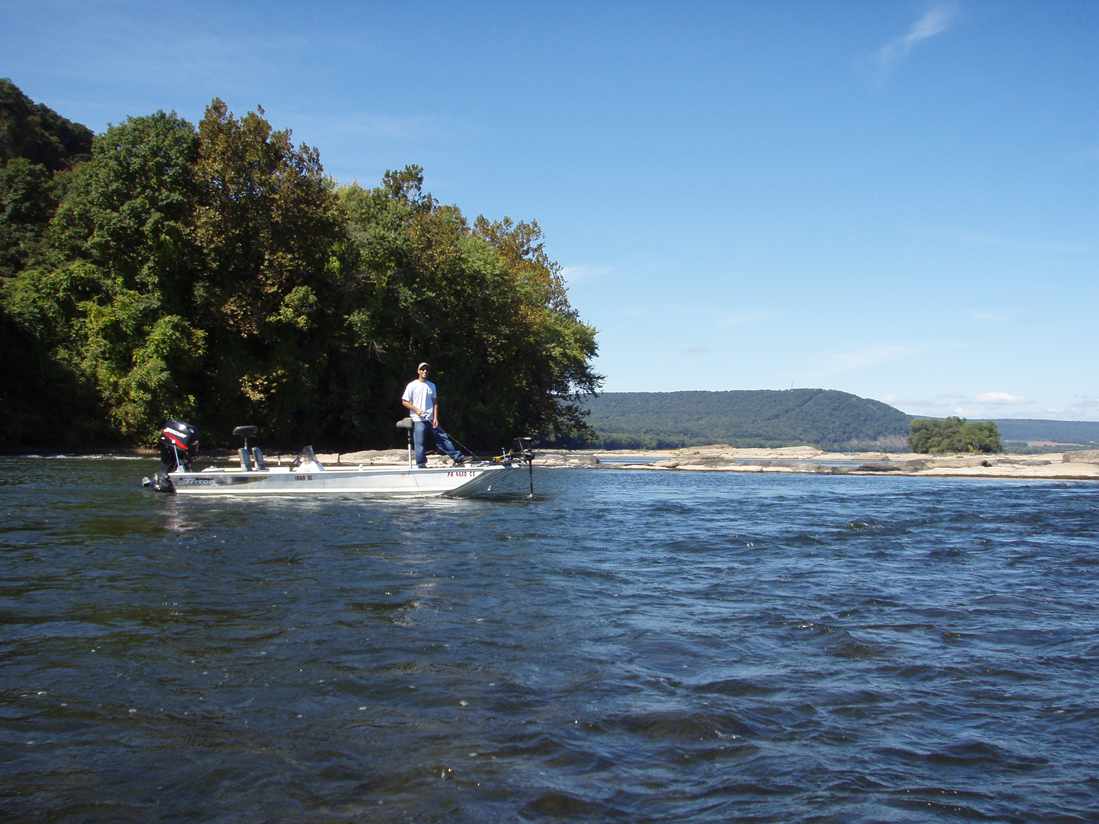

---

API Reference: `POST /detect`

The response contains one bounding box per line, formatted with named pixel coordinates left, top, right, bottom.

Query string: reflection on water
left=1, top=457, right=1098, bottom=821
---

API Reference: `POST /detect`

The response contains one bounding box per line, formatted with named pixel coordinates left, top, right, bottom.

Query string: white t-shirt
left=402, top=379, right=437, bottom=423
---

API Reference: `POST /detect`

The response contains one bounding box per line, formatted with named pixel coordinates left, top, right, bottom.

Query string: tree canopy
left=909, top=417, right=1003, bottom=454
left=0, top=81, right=600, bottom=450
left=0, top=78, right=93, bottom=172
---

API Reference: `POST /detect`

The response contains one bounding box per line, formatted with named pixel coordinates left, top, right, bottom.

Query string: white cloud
left=1064, top=396, right=1099, bottom=421
left=976, top=391, right=1026, bottom=405
left=897, top=391, right=1099, bottom=422
left=875, top=4, right=957, bottom=78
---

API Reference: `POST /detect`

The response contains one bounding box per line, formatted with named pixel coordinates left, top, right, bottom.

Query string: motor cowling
left=159, top=420, right=199, bottom=472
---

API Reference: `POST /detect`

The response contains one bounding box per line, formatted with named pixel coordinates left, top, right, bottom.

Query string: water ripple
left=1, top=460, right=1098, bottom=820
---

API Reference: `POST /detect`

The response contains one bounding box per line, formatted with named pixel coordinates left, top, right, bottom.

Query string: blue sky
left=5, top=1, right=1097, bottom=420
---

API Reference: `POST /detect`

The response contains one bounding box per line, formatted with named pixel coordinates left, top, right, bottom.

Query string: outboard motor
left=146, top=420, right=199, bottom=492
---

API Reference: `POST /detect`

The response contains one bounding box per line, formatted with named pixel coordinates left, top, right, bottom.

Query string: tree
left=333, top=168, right=601, bottom=448
left=0, top=78, right=93, bottom=171
left=3, top=110, right=205, bottom=441
left=909, top=417, right=1002, bottom=454
left=189, top=100, right=346, bottom=441
left=0, top=79, right=94, bottom=280
left=1, top=85, right=602, bottom=450
left=0, top=158, right=55, bottom=276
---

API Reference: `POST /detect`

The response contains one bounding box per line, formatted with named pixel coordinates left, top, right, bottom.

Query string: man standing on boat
left=401, top=362, right=466, bottom=468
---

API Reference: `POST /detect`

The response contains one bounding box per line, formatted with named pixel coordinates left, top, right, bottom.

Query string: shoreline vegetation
left=6, top=83, right=1096, bottom=458
left=15, top=446, right=1099, bottom=482
left=1, top=82, right=599, bottom=451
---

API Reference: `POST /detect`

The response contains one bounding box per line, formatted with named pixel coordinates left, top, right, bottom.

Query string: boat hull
left=166, top=464, right=509, bottom=498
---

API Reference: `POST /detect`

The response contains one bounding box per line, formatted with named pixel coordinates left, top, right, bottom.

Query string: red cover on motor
left=162, top=423, right=195, bottom=449
left=162, top=428, right=189, bottom=450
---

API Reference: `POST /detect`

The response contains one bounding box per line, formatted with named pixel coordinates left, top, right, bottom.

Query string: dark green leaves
left=910, top=417, right=1003, bottom=454
left=1, top=82, right=601, bottom=449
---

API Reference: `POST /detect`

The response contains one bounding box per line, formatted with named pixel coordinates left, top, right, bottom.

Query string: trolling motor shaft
left=505, top=436, right=536, bottom=498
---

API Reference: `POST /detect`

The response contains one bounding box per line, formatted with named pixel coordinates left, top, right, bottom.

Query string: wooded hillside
left=579, top=389, right=911, bottom=450
left=991, top=419, right=1099, bottom=445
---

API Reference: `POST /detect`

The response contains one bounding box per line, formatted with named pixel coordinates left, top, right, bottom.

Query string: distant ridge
left=989, top=419, right=1099, bottom=445
left=579, top=391, right=1099, bottom=451
left=580, top=389, right=910, bottom=450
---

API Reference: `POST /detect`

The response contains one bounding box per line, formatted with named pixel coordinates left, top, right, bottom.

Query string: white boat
left=164, top=462, right=512, bottom=497
left=144, top=421, right=534, bottom=498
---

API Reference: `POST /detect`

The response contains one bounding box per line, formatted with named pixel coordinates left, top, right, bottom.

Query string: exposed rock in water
left=856, top=463, right=903, bottom=473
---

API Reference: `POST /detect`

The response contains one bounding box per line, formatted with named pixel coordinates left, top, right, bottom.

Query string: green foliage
left=0, top=78, right=92, bottom=171
left=189, top=99, right=345, bottom=438
left=113, top=315, right=206, bottom=436
left=48, top=110, right=199, bottom=290
left=3, top=108, right=203, bottom=443
left=328, top=168, right=600, bottom=448
left=0, top=81, right=600, bottom=450
left=575, top=390, right=910, bottom=451
left=0, top=158, right=56, bottom=276
left=909, top=417, right=1003, bottom=454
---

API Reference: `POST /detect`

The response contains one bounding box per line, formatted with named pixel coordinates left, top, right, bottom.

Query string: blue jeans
left=413, top=421, right=462, bottom=467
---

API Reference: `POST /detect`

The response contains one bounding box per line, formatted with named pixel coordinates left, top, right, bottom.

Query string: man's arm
left=401, top=385, right=420, bottom=418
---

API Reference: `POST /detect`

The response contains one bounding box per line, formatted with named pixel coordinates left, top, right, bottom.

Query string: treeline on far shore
left=579, top=391, right=1099, bottom=454
left=580, top=389, right=913, bottom=451
left=0, top=80, right=600, bottom=450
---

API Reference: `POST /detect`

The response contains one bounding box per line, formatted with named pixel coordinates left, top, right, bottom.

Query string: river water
left=2, top=458, right=1098, bottom=821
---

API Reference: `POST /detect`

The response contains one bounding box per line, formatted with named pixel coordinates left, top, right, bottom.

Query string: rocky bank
left=314, top=445, right=1099, bottom=481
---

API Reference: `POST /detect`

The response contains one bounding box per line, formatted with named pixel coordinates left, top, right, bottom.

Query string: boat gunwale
left=164, top=462, right=509, bottom=498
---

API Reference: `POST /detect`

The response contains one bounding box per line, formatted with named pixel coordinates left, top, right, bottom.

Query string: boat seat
left=252, top=447, right=268, bottom=470
left=396, top=418, right=413, bottom=430
left=239, top=447, right=253, bottom=471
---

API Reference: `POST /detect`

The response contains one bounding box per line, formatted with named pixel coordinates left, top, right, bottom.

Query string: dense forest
left=579, top=389, right=912, bottom=450
left=577, top=393, right=1097, bottom=452
left=909, top=417, right=1002, bottom=454
left=0, top=80, right=600, bottom=450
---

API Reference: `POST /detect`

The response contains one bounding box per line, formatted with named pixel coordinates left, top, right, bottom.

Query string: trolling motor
left=514, top=436, right=535, bottom=462
left=144, top=420, right=199, bottom=493
left=500, top=436, right=537, bottom=498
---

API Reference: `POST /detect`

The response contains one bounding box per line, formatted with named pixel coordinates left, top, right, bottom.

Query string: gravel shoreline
left=318, top=444, right=1099, bottom=481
